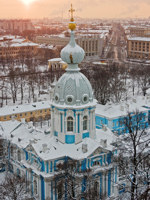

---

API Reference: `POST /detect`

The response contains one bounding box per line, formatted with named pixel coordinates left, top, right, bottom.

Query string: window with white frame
left=67, top=116, right=73, bottom=132
left=83, top=116, right=88, bottom=131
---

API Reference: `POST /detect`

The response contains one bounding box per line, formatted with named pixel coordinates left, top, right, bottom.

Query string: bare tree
left=53, top=159, right=100, bottom=200
left=0, top=173, right=32, bottom=200
left=115, top=111, right=150, bottom=200
left=92, top=66, right=111, bottom=105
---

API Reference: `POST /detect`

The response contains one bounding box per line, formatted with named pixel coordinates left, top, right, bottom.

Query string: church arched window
left=83, top=116, right=88, bottom=131
left=67, top=116, right=73, bottom=132
left=17, top=150, right=21, bottom=162
left=10, top=146, right=13, bottom=157
left=17, top=168, right=20, bottom=177
left=34, top=180, right=38, bottom=195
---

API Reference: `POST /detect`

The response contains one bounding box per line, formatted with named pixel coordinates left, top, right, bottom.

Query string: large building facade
left=128, top=26, right=150, bottom=37
left=0, top=11, right=118, bottom=200
left=0, top=35, right=38, bottom=59
left=127, top=36, right=150, bottom=60
left=36, top=34, right=104, bottom=58
left=0, top=19, right=34, bottom=33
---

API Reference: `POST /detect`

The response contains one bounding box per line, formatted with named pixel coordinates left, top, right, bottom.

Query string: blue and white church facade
left=0, top=8, right=118, bottom=200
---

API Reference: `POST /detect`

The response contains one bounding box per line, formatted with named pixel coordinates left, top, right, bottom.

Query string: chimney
left=11, top=115, right=15, bottom=122
left=42, top=144, right=48, bottom=153
left=100, top=139, right=107, bottom=148
left=21, top=118, right=26, bottom=123
left=82, top=144, right=88, bottom=153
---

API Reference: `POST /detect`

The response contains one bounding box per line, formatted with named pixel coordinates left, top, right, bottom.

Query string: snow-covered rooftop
left=0, top=35, right=38, bottom=48
left=0, top=120, right=116, bottom=161
left=96, top=96, right=150, bottom=119
left=0, top=101, right=51, bottom=117
left=127, top=36, right=150, bottom=42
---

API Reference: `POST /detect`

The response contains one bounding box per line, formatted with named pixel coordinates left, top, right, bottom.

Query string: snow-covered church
left=0, top=6, right=118, bottom=200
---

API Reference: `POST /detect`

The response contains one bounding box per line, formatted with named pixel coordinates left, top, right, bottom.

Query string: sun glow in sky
left=1, top=0, right=150, bottom=19
left=20, top=0, right=39, bottom=6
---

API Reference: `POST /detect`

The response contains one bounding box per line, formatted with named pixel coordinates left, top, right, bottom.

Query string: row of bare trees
left=82, top=62, right=150, bottom=105
left=115, top=111, right=150, bottom=200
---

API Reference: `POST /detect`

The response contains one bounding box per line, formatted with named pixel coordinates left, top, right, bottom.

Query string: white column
left=45, top=179, right=50, bottom=200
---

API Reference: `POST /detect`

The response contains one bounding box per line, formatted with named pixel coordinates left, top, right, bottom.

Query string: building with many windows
left=95, top=99, right=150, bottom=135
left=0, top=101, right=50, bottom=122
left=127, top=36, right=150, bottom=60
left=0, top=19, right=34, bottom=33
left=0, top=35, right=38, bottom=59
left=36, top=33, right=105, bottom=58
left=128, top=26, right=150, bottom=37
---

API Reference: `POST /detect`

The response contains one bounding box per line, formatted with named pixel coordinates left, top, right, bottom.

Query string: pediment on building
left=90, top=147, right=108, bottom=157
left=25, top=144, right=38, bottom=156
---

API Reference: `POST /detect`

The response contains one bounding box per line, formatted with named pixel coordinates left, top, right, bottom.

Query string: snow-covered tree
left=0, top=173, right=32, bottom=200
left=53, top=159, right=100, bottom=200
left=116, top=111, right=150, bottom=200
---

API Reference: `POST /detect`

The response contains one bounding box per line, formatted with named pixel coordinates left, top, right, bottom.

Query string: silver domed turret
left=61, top=31, right=85, bottom=65
left=51, top=4, right=96, bottom=144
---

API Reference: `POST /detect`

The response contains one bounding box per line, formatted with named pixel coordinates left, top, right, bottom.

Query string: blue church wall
left=108, top=170, right=111, bottom=197
left=81, top=159, right=86, bottom=171
left=51, top=181, right=53, bottom=200
left=82, top=132, right=89, bottom=139
left=107, top=152, right=112, bottom=165
left=95, top=115, right=108, bottom=129
left=142, top=106, right=150, bottom=124
left=115, top=167, right=117, bottom=183
left=78, top=114, right=80, bottom=133
left=65, top=135, right=75, bottom=144
left=60, top=113, right=63, bottom=133
left=41, top=175, right=45, bottom=200
left=96, top=110, right=149, bottom=135
left=41, top=160, right=45, bottom=172
left=54, top=131, right=58, bottom=137
left=46, top=161, right=49, bottom=173
left=50, top=161, right=53, bottom=172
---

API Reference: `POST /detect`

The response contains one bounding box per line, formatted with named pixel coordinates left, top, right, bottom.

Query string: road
left=103, top=23, right=127, bottom=63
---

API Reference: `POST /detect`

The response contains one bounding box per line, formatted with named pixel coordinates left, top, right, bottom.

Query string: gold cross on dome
left=69, top=4, right=75, bottom=21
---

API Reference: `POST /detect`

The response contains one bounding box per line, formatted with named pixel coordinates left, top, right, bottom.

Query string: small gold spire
left=68, top=4, right=76, bottom=31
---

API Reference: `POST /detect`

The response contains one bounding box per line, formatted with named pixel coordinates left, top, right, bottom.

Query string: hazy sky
left=1, top=0, right=150, bottom=19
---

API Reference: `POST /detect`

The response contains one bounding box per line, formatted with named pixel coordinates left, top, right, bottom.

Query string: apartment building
left=36, top=34, right=104, bottom=57
left=129, top=26, right=150, bottom=37
left=0, top=35, right=38, bottom=59
left=0, top=101, right=50, bottom=122
left=127, top=36, right=150, bottom=60
left=0, top=19, right=34, bottom=33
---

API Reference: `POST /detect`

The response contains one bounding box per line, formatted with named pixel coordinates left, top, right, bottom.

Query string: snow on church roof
left=0, top=120, right=116, bottom=161
left=96, top=96, right=149, bottom=119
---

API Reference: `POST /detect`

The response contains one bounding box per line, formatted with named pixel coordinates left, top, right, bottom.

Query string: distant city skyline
left=0, top=0, right=150, bottom=19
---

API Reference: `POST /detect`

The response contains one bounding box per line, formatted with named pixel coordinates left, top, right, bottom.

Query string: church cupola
left=51, top=4, right=97, bottom=144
